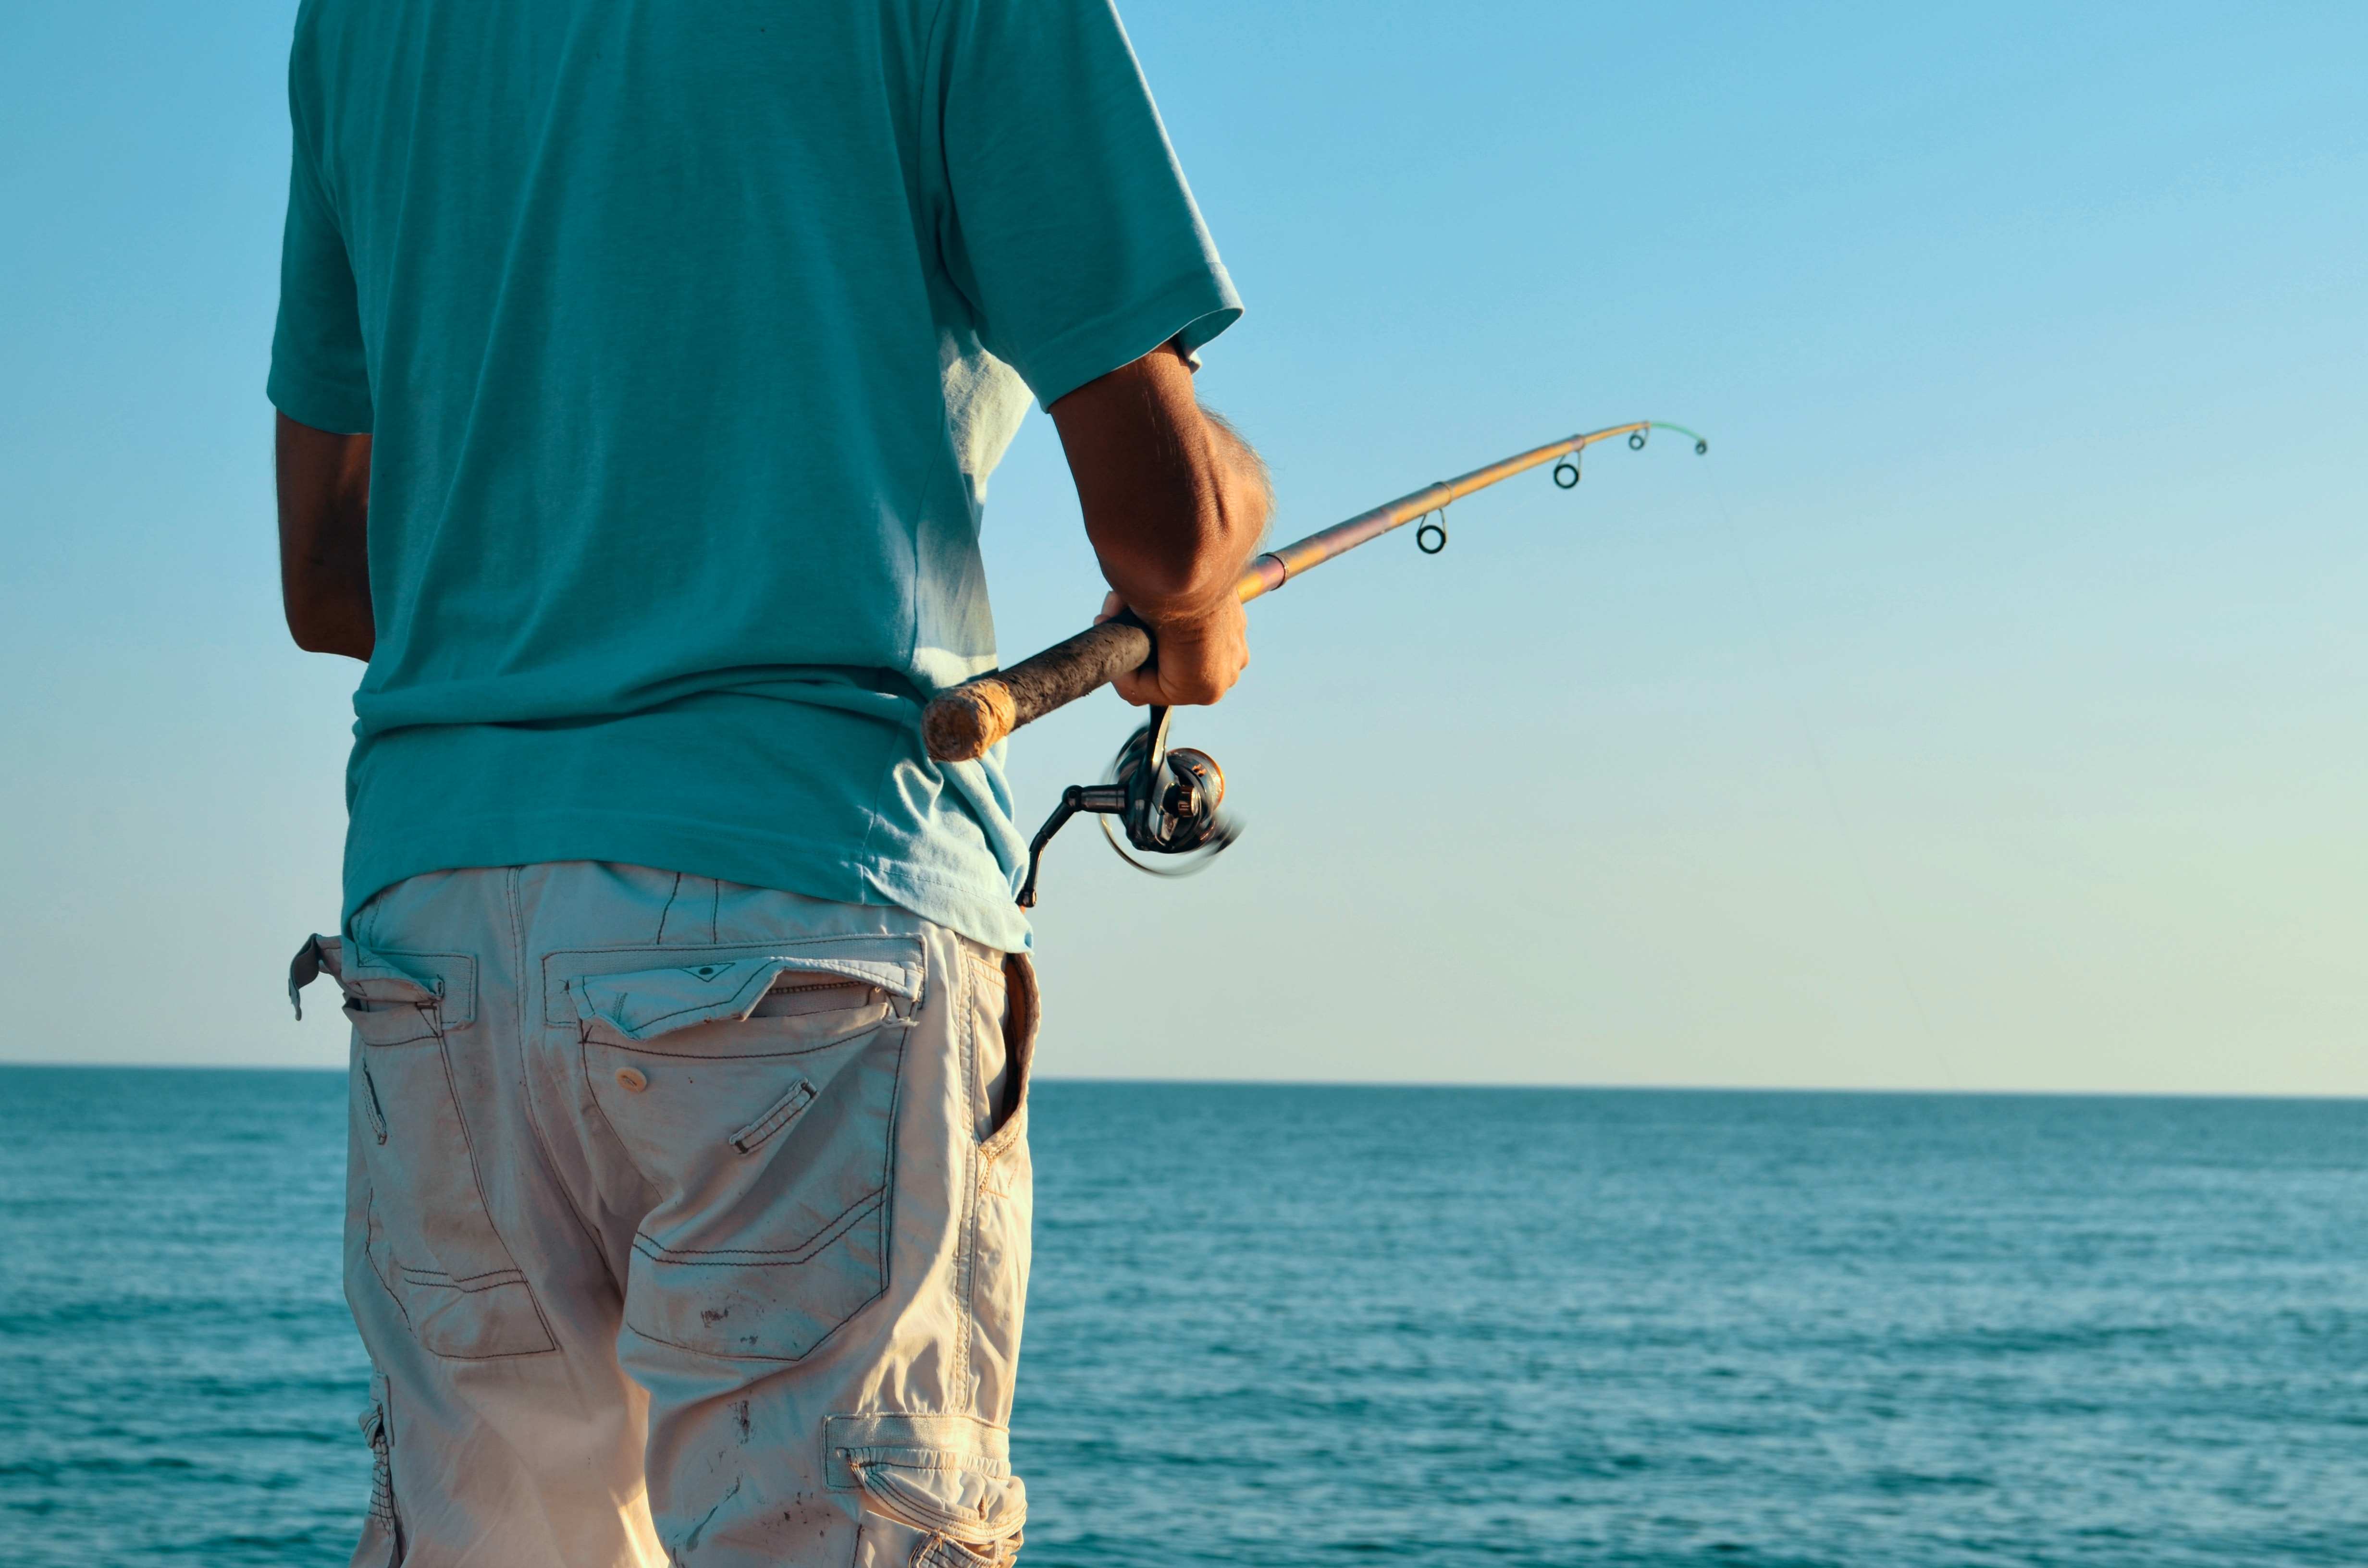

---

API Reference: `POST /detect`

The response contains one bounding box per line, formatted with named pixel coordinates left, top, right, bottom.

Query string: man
left=271, top=1, right=1270, bottom=1562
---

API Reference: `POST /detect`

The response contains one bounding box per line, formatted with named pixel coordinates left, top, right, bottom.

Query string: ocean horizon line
left=1, top=1059, right=2359, bottom=1104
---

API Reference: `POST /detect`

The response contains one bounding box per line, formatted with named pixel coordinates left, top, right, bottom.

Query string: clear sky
left=2, top=1, right=2362, bottom=1090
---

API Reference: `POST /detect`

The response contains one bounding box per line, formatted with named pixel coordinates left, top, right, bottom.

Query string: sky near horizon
left=2, top=1, right=2363, bottom=1090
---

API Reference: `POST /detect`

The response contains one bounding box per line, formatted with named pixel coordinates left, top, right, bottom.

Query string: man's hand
left=1049, top=342, right=1271, bottom=708
left=1094, top=590, right=1248, bottom=707
left=275, top=411, right=375, bottom=661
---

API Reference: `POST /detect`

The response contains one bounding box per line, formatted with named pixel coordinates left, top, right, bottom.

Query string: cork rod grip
left=923, top=617, right=1154, bottom=762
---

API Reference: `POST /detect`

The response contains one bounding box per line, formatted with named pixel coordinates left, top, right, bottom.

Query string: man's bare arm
left=276, top=412, right=375, bottom=661
left=1048, top=342, right=1271, bottom=707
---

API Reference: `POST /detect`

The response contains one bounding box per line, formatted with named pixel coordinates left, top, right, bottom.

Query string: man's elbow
left=284, top=597, right=373, bottom=661
left=1119, top=504, right=1250, bottom=609
left=1206, top=413, right=1274, bottom=547
left=285, top=616, right=336, bottom=656
left=1137, top=441, right=1272, bottom=605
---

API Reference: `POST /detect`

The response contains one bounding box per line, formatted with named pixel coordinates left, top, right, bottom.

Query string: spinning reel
left=1018, top=706, right=1239, bottom=907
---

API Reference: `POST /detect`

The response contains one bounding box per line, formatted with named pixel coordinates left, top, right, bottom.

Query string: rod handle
left=924, top=616, right=1153, bottom=762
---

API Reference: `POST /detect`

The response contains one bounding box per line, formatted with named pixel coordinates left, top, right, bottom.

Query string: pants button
left=615, top=1066, right=648, bottom=1092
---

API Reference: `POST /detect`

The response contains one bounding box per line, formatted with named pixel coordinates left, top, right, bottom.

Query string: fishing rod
left=923, top=418, right=1711, bottom=905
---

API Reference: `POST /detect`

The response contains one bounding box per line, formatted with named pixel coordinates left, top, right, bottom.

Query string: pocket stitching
left=728, top=1079, right=818, bottom=1155
left=821, top=1413, right=1011, bottom=1489
left=575, top=1013, right=906, bottom=1197
left=851, top=1461, right=1024, bottom=1540
left=360, top=1018, right=558, bottom=1360
left=345, top=1000, right=443, bottom=1048
left=358, top=1060, right=390, bottom=1144
left=395, top=1262, right=532, bottom=1289
left=610, top=978, right=874, bottom=1035
left=348, top=949, right=478, bottom=1029
left=630, top=1185, right=882, bottom=1264
left=607, top=995, right=910, bottom=1362
left=541, top=935, right=927, bottom=1025
left=362, top=1374, right=400, bottom=1544
left=624, top=1197, right=890, bottom=1365
left=580, top=1003, right=891, bottom=1060
left=577, top=974, right=898, bottom=1039
left=842, top=1446, right=1027, bottom=1559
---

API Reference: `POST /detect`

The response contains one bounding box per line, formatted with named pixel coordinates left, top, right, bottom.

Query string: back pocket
left=560, top=939, right=924, bottom=1361
left=345, top=951, right=555, bottom=1360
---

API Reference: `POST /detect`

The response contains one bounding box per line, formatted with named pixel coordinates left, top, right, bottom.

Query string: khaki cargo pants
left=289, top=862, right=1036, bottom=1567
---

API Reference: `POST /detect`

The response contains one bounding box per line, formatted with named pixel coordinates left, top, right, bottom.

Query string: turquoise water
left=1, top=1069, right=2363, bottom=1565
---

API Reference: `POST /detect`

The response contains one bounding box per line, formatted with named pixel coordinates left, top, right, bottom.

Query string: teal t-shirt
left=269, top=0, right=1240, bottom=950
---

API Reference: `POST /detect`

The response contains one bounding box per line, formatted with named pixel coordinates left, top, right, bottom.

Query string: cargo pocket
left=826, top=1414, right=1025, bottom=1568
left=298, top=933, right=555, bottom=1360
left=351, top=1369, right=405, bottom=1567
left=557, top=937, right=925, bottom=1362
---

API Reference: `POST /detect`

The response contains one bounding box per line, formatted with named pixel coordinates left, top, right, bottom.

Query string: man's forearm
left=275, top=412, right=376, bottom=661
left=1048, top=343, right=1271, bottom=707
left=1182, top=407, right=1271, bottom=601
left=1105, top=409, right=1268, bottom=618
left=1053, top=344, right=1271, bottom=621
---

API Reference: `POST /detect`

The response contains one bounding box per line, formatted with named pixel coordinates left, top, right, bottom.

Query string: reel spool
left=1100, top=720, right=1237, bottom=877
left=1017, top=707, right=1240, bottom=906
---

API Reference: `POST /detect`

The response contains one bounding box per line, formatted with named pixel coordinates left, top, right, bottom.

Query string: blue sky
left=2, top=1, right=2363, bottom=1089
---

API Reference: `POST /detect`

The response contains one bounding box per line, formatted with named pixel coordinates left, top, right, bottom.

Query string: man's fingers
left=1109, top=641, right=1246, bottom=707
left=1098, top=592, right=1247, bottom=707
left=1116, top=673, right=1216, bottom=706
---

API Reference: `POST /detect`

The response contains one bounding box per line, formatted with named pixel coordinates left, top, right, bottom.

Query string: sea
left=1, top=1070, right=2362, bottom=1567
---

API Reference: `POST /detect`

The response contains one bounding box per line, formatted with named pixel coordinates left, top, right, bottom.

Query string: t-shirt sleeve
left=933, top=0, right=1243, bottom=406
left=267, top=73, right=373, bottom=434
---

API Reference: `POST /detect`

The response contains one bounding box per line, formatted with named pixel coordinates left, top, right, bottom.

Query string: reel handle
left=924, top=613, right=1151, bottom=763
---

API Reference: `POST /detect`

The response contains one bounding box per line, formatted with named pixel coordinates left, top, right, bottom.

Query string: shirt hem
left=1018, top=265, right=1244, bottom=407
left=266, top=367, right=374, bottom=436
left=343, top=810, right=1031, bottom=954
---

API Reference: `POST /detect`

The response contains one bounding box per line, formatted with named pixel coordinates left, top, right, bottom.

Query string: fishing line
left=1690, top=459, right=1962, bottom=1090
